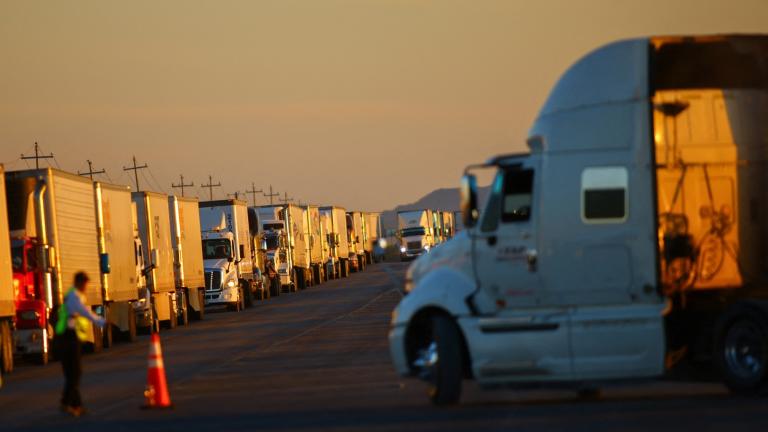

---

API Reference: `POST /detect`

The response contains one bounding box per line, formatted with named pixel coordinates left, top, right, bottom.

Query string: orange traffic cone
left=142, top=333, right=173, bottom=409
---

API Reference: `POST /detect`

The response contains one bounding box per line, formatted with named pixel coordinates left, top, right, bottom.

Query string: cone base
left=140, top=404, right=174, bottom=410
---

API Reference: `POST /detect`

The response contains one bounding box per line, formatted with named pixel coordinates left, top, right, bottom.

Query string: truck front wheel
left=416, top=315, right=463, bottom=405
left=715, top=305, right=768, bottom=395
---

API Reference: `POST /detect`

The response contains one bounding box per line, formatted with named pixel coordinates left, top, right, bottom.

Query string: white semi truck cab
left=397, top=210, right=434, bottom=261
left=389, top=34, right=768, bottom=405
left=199, top=199, right=253, bottom=311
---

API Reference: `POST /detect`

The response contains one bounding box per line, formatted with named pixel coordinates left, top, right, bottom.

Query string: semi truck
left=95, top=182, right=142, bottom=345
left=283, top=204, right=312, bottom=289
left=133, top=191, right=177, bottom=331
left=0, top=165, right=15, bottom=378
left=440, top=211, right=455, bottom=241
left=396, top=210, right=434, bottom=261
left=363, top=212, right=381, bottom=264
left=199, top=199, right=253, bottom=311
left=169, top=195, right=206, bottom=322
left=389, top=34, right=768, bottom=405
left=319, top=206, right=350, bottom=279
left=6, top=168, right=105, bottom=363
left=251, top=205, right=294, bottom=295
left=347, top=212, right=367, bottom=271
left=304, top=205, right=326, bottom=284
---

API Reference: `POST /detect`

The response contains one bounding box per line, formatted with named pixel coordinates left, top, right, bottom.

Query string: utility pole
left=279, top=191, right=293, bottom=204
left=263, top=184, right=279, bottom=205
left=227, top=192, right=240, bottom=200
left=201, top=175, right=221, bottom=201
left=122, top=155, right=148, bottom=192
left=21, top=142, right=54, bottom=169
left=171, top=174, right=194, bottom=197
left=244, top=182, right=263, bottom=207
left=78, top=159, right=106, bottom=180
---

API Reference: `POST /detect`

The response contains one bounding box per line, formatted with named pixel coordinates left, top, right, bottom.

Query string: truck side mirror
left=460, top=173, right=479, bottom=228
left=100, top=253, right=111, bottom=274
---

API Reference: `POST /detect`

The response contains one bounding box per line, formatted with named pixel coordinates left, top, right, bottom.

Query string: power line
left=147, top=166, right=168, bottom=194
left=21, top=142, right=54, bottom=169
left=78, top=160, right=106, bottom=180
left=279, top=191, right=293, bottom=204
left=171, top=174, right=194, bottom=197
left=263, top=185, right=279, bottom=205
left=201, top=175, right=221, bottom=201
left=244, top=182, right=263, bottom=207
left=122, top=155, right=148, bottom=191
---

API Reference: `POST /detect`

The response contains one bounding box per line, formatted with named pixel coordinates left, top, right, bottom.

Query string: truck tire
left=243, top=281, right=254, bottom=308
left=33, top=351, right=49, bottom=366
left=87, top=325, right=104, bottom=353
left=102, top=304, right=113, bottom=349
left=127, top=310, right=138, bottom=342
left=714, top=304, right=768, bottom=395
left=192, top=290, right=205, bottom=321
left=1, top=321, right=13, bottom=374
left=167, top=298, right=177, bottom=330
left=179, top=292, right=189, bottom=326
left=426, top=315, right=463, bottom=405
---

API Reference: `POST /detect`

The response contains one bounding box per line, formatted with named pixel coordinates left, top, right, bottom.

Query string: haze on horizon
left=1, top=0, right=767, bottom=211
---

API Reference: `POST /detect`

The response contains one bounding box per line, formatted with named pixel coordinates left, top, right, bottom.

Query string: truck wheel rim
left=725, top=321, right=765, bottom=379
left=413, top=341, right=438, bottom=381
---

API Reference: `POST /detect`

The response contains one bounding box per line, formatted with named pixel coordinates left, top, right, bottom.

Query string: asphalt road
left=1, top=262, right=767, bottom=432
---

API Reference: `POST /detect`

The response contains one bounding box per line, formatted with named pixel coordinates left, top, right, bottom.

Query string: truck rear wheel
left=422, top=315, right=463, bottom=405
left=179, top=292, right=189, bottom=326
left=1, top=321, right=13, bottom=374
left=192, top=289, right=205, bottom=321
left=126, top=310, right=138, bottom=342
left=102, top=304, right=113, bottom=349
left=167, top=297, right=177, bottom=330
left=243, top=281, right=254, bottom=308
left=715, top=304, right=768, bottom=395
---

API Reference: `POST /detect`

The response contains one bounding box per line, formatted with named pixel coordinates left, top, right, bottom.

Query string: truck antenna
left=263, top=184, right=279, bottom=205
left=171, top=174, right=194, bottom=197
left=21, top=142, right=54, bottom=170
left=78, top=159, right=106, bottom=180
left=201, top=175, right=221, bottom=201
left=122, top=155, right=148, bottom=191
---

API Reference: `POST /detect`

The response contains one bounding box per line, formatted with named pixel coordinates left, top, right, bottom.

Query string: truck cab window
left=501, top=169, right=534, bottom=223
left=480, top=171, right=504, bottom=232
left=581, top=167, right=628, bottom=223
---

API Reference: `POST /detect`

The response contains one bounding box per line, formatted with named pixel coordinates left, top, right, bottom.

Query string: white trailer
left=303, top=205, right=326, bottom=284
left=0, top=165, right=15, bottom=378
left=6, top=168, right=104, bottom=363
left=95, top=182, right=142, bottom=345
left=319, top=206, right=350, bottom=278
left=363, top=212, right=382, bottom=264
left=132, top=191, right=177, bottom=331
left=169, top=195, right=206, bottom=322
left=199, top=199, right=253, bottom=310
left=347, top=211, right=367, bottom=271
left=283, top=204, right=312, bottom=289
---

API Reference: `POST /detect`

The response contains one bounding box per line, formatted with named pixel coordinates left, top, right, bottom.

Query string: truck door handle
left=486, top=236, right=497, bottom=247
left=526, top=250, right=538, bottom=272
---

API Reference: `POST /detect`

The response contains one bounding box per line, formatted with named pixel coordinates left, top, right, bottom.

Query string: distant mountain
left=381, top=186, right=490, bottom=233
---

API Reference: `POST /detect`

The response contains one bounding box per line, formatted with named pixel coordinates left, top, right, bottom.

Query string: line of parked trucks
left=396, top=209, right=456, bottom=261
left=0, top=166, right=381, bottom=384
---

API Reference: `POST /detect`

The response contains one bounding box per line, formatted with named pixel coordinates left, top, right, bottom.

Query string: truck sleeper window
left=581, top=167, right=628, bottom=223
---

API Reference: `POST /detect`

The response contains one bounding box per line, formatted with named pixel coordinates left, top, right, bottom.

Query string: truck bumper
left=388, top=323, right=410, bottom=376
left=15, top=328, right=48, bottom=355
left=400, top=250, right=424, bottom=260
left=135, top=305, right=153, bottom=328
left=205, top=286, right=239, bottom=305
left=279, top=273, right=291, bottom=285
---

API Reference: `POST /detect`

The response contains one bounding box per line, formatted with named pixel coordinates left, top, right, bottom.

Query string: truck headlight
left=400, top=246, right=406, bottom=253
left=424, top=245, right=431, bottom=251
left=227, top=280, right=236, bottom=288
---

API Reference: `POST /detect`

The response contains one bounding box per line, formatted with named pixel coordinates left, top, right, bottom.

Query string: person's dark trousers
left=271, top=276, right=280, bottom=293
left=59, top=329, right=82, bottom=408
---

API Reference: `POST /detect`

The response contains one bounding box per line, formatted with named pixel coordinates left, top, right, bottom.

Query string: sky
left=1, top=0, right=767, bottom=211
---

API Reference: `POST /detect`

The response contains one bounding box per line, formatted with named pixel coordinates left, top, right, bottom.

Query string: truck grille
left=205, top=271, right=222, bottom=291
left=407, top=241, right=422, bottom=250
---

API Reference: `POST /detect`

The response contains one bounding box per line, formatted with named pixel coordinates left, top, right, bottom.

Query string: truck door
left=472, top=156, right=571, bottom=377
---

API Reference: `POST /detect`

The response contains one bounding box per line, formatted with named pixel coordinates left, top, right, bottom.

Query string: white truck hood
left=204, top=258, right=231, bottom=271
left=406, top=230, right=472, bottom=293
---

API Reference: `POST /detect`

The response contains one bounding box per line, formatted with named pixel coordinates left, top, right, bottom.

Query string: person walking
left=55, top=271, right=106, bottom=417
left=266, top=258, right=279, bottom=296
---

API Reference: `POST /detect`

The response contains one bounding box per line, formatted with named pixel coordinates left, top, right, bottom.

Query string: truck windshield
left=401, top=227, right=426, bottom=237
left=202, top=239, right=233, bottom=260
left=263, top=223, right=284, bottom=231
left=11, top=246, right=24, bottom=272
left=264, top=234, right=280, bottom=251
